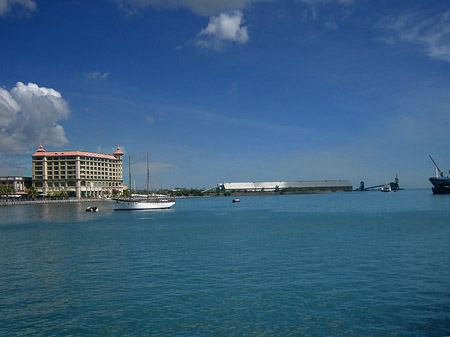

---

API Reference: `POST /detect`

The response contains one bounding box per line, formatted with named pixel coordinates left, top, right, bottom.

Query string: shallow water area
left=1, top=189, right=450, bottom=336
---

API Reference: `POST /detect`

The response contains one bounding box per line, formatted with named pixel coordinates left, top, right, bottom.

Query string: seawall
left=0, top=198, right=107, bottom=206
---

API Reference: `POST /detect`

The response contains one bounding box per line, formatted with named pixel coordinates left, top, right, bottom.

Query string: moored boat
left=429, top=155, right=450, bottom=194
left=380, top=184, right=391, bottom=192
left=113, top=195, right=176, bottom=210
left=112, top=153, right=176, bottom=210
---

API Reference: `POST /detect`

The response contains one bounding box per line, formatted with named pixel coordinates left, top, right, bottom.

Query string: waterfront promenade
left=0, top=198, right=106, bottom=206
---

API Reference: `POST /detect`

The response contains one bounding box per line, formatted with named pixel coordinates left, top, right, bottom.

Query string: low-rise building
left=215, top=180, right=353, bottom=193
left=31, top=145, right=125, bottom=198
left=0, top=176, right=32, bottom=194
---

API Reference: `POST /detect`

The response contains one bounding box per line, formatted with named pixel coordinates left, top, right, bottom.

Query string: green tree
left=51, top=190, right=68, bottom=198
left=27, top=187, right=38, bottom=198
left=0, top=185, right=13, bottom=196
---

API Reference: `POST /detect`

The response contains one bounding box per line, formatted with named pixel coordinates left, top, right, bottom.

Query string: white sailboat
left=112, top=153, right=175, bottom=210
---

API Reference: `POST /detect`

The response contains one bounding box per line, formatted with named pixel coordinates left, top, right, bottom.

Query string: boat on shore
left=429, top=155, right=450, bottom=194
left=112, top=154, right=176, bottom=210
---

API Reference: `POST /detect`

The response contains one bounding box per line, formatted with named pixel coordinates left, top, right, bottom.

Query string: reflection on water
left=0, top=201, right=112, bottom=224
left=1, top=190, right=450, bottom=336
left=0, top=201, right=177, bottom=225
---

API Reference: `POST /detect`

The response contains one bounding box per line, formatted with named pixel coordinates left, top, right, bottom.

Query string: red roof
left=113, top=146, right=124, bottom=155
left=32, top=148, right=119, bottom=160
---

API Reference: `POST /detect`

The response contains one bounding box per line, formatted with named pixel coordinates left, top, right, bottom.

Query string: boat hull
left=112, top=198, right=176, bottom=210
left=429, top=177, right=450, bottom=195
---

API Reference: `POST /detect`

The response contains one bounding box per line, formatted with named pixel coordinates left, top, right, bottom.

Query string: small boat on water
left=429, top=155, right=450, bottom=194
left=112, top=153, right=176, bottom=210
left=232, top=199, right=240, bottom=203
left=86, top=206, right=98, bottom=212
left=380, top=184, right=391, bottom=192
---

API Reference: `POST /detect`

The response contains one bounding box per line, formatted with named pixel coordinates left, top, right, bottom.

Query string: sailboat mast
left=147, top=152, right=150, bottom=196
left=128, top=155, right=132, bottom=195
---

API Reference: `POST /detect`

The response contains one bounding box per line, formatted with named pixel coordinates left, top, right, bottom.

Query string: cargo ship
left=429, top=155, right=450, bottom=194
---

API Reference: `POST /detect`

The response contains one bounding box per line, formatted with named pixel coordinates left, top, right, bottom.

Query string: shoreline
left=0, top=198, right=107, bottom=206
left=1, top=190, right=351, bottom=206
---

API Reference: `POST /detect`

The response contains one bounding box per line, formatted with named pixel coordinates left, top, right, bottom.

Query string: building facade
left=0, top=176, right=32, bottom=195
left=32, top=145, right=125, bottom=198
left=215, top=180, right=353, bottom=193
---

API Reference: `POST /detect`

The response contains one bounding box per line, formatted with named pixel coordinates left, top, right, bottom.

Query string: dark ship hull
left=429, top=177, right=450, bottom=194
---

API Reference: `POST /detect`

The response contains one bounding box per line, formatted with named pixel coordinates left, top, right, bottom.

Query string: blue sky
left=1, top=0, right=450, bottom=189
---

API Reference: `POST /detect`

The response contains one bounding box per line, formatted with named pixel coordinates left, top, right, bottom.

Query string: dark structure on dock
left=357, top=175, right=402, bottom=191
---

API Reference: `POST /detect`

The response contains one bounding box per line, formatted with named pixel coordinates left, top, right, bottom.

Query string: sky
left=1, top=0, right=450, bottom=190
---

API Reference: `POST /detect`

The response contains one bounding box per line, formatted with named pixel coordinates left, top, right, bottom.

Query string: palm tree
left=0, top=185, right=14, bottom=196
left=27, top=187, right=38, bottom=199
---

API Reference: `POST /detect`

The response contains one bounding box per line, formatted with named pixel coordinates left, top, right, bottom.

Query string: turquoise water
left=1, top=189, right=450, bottom=336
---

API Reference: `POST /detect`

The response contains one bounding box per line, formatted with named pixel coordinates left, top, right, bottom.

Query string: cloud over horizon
left=194, top=11, right=249, bottom=51
left=0, top=82, right=70, bottom=155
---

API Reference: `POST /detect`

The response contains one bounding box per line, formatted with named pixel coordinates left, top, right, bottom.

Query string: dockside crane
left=429, top=155, right=445, bottom=178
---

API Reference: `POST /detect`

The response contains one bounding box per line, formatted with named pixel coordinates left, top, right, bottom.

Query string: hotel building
left=32, top=145, right=125, bottom=199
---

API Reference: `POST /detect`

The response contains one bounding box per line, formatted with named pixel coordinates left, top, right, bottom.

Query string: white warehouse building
left=216, top=180, right=353, bottom=192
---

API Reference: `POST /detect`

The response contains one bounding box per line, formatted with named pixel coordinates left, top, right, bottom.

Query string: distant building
left=0, top=176, right=32, bottom=194
left=31, top=145, right=125, bottom=199
left=215, top=180, right=353, bottom=193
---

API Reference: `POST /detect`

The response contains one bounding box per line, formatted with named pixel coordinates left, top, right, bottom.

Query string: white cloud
left=0, top=82, right=70, bottom=155
left=194, top=11, right=249, bottom=52
left=145, top=115, right=155, bottom=124
left=116, top=0, right=352, bottom=16
left=228, top=81, right=239, bottom=96
left=85, top=71, right=110, bottom=80
left=324, top=18, right=338, bottom=30
left=298, top=0, right=354, bottom=23
left=376, top=10, right=450, bottom=62
left=116, top=0, right=268, bottom=17
left=0, top=153, right=27, bottom=175
left=0, top=0, right=36, bottom=16
left=297, top=0, right=354, bottom=5
left=132, top=157, right=173, bottom=175
left=128, top=155, right=174, bottom=189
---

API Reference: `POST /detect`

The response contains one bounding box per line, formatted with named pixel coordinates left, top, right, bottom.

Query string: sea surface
left=1, top=189, right=450, bottom=336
